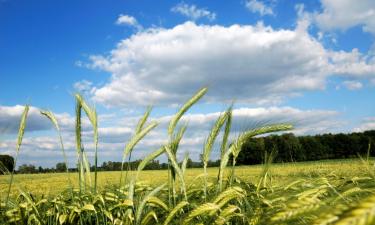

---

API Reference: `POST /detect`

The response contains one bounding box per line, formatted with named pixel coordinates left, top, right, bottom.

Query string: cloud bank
left=87, top=22, right=375, bottom=107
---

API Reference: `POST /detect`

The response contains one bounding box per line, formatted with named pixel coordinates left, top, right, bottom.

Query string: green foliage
left=0, top=155, right=14, bottom=174
left=55, top=162, right=67, bottom=172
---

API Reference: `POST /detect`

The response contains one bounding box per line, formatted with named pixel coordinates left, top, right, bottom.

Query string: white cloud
left=154, top=106, right=342, bottom=135
left=328, top=49, right=375, bottom=76
left=87, top=22, right=375, bottom=107
left=0, top=105, right=52, bottom=134
left=354, top=117, right=375, bottom=132
left=171, top=2, right=216, bottom=21
left=73, top=80, right=93, bottom=94
left=0, top=105, right=95, bottom=135
left=0, top=104, right=343, bottom=167
left=246, top=0, right=274, bottom=16
left=314, top=0, right=375, bottom=34
left=116, top=14, right=142, bottom=30
left=342, top=80, right=363, bottom=90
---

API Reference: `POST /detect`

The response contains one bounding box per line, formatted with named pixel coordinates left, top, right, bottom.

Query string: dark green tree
left=56, top=162, right=67, bottom=172
left=0, top=155, right=14, bottom=174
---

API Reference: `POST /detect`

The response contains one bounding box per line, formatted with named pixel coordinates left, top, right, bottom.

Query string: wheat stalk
left=163, top=200, right=189, bottom=225
left=6, top=105, right=29, bottom=206
left=120, top=120, right=158, bottom=186
left=168, top=87, right=207, bottom=136
left=75, top=94, right=99, bottom=192
left=202, top=112, right=228, bottom=200
left=40, top=110, right=73, bottom=192
left=135, top=183, right=166, bottom=225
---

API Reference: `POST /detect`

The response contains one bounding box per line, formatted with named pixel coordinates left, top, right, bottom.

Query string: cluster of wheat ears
left=1, top=87, right=375, bottom=225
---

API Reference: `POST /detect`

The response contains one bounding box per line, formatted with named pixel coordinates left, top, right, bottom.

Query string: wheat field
left=1, top=88, right=375, bottom=225
left=0, top=159, right=370, bottom=198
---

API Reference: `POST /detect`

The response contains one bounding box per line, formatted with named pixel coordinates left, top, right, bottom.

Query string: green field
left=1, top=158, right=375, bottom=224
left=0, top=159, right=371, bottom=198
left=2, top=90, right=375, bottom=224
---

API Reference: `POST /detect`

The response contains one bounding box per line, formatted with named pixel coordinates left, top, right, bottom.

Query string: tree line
left=1, top=129, right=374, bottom=174
left=0, top=158, right=217, bottom=174
left=236, top=130, right=375, bottom=165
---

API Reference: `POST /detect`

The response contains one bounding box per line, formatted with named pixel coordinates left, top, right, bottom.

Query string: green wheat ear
left=202, top=112, right=228, bottom=200
left=135, top=183, right=166, bottom=225
left=75, top=93, right=99, bottom=192
left=136, top=146, right=165, bottom=180
left=6, top=105, right=29, bottom=205
left=168, top=87, right=207, bottom=136
left=40, top=110, right=72, bottom=191
left=163, top=201, right=189, bottom=225
left=135, top=106, right=153, bottom=134
left=232, top=123, right=293, bottom=159
left=120, top=120, right=158, bottom=186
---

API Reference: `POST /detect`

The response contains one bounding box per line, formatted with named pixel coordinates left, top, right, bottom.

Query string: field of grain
left=0, top=159, right=370, bottom=198
left=1, top=88, right=375, bottom=224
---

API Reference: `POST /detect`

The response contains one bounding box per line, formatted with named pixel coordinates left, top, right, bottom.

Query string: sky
left=1, top=0, right=375, bottom=168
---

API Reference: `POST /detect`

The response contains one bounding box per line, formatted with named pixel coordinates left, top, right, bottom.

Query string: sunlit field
left=1, top=89, right=375, bottom=225
left=0, top=159, right=371, bottom=198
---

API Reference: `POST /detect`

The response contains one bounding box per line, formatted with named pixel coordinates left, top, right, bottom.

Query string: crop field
left=1, top=88, right=375, bottom=224
left=0, top=159, right=371, bottom=198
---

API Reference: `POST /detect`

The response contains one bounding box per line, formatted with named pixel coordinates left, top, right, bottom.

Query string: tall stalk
left=217, top=106, right=232, bottom=181
left=75, top=98, right=85, bottom=193
left=75, top=94, right=98, bottom=192
left=120, top=108, right=157, bottom=187
left=40, top=110, right=73, bottom=193
left=202, top=112, right=228, bottom=200
left=6, top=105, right=29, bottom=206
left=167, top=87, right=208, bottom=204
left=230, top=124, right=293, bottom=186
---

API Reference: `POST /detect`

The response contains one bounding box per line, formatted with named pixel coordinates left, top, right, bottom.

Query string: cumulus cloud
left=73, top=80, right=93, bottom=94
left=314, top=0, right=375, bottom=34
left=0, top=105, right=52, bottom=134
left=116, top=14, right=142, bottom=30
left=86, top=22, right=375, bottom=107
left=353, top=117, right=375, bottom=132
left=171, top=2, right=216, bottom=21
left=342, top=80, right=363, bottom=90
left=245, top=0, right=274, bottom=16
left=0, top=105, right=95, bottom=135
left=153, top=106, right=342, bottom=135
left=328, top=49, right=375, bottom=76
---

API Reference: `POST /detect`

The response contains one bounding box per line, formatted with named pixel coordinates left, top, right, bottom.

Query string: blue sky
left=1, top=0, right=375, bottom=167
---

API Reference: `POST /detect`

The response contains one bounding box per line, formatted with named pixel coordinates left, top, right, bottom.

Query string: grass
left=1, top=87, right=375, bottom=224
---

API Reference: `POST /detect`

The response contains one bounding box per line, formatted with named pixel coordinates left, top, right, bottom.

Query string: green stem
left=5, top=153, right=19, bottom=206
left=204, top=163, right=208, bottom=201
left=229, top=157, right=236, bottom=187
